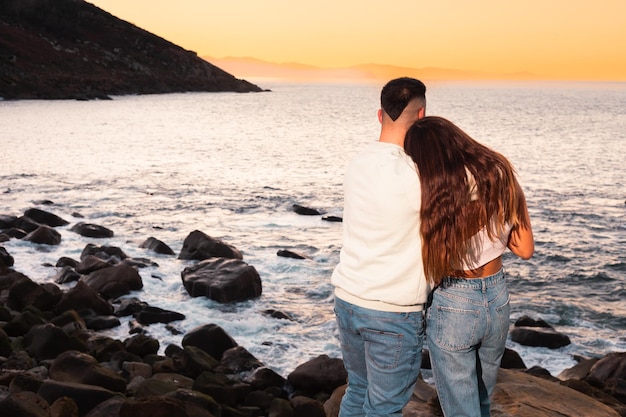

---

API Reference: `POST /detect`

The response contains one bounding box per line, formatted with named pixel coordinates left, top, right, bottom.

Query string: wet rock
left=181, top=257, right=261, bottom=303
left=70, top=222, right=114, bottom=238
left=82, top=264, right=143, bottom=299
left=23, top=323, right=89, bottom=361
left=54, top=280, right=115, bottom=316
left=49, top=350, right=127, bottom=393
left=181, top=323, right=237, bottom=361
left=0, top=246, right=14, bottom=267
left=23, top=208, right=69, bottom=227
left=292, top=204, right=321, bottom=216
left=140, top=237, right=175, bottom=255
left=510, top=326, right=571, bottom=349
left=133, top=305, right=185, bottom=325
left=277, top=249, right=307, bottom=259
left=37, top=379, right=122, bottom=417
left=178, top=230, right=242, bottom=260
left=287, top=354, right=347, bottom=395
left=23, top=225, right=62, bottom=245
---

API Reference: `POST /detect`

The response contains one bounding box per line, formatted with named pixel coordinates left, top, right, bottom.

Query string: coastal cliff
left=0, top=0, right=264, bottom=100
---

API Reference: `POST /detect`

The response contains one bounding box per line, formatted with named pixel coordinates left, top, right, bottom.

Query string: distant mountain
left=205, top=56, right=541, bottom=82
left=0, top=0, right=263, bottom=100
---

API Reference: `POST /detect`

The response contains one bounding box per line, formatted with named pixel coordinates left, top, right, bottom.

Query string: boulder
left=292, top=204, right=321, bottom=216
left=133, top=305, right=185, bottom=325
left=23, top=225, right=62, bottom=245
left=23, top=323, right=88, bottom=361
left=287, top=354, right=347, bottom=394
left=49, top=350, right=127, bottom=393
left=70, top=222, right=114, bottom=238
left=181, top=323, right=237, bottom=361
left=23, top=208, right=69, bottom=227
left=82, top=264, right=143, bottom=299
left=139, top=237, right=175, bottom=255
left=54, top=280, right=115, bottom=316
left=37, top=379, right=122, bottom=417
left=0, top=246, right=14, bottom=267
left=178, top=230, right=242, bottom=260
left=510, top=326, right=571, bottom=349
left=181, top=257, right=261, bottom=303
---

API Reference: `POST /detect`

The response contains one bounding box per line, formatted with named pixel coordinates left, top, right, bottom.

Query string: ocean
left=1, top=80, right=625, bottom=379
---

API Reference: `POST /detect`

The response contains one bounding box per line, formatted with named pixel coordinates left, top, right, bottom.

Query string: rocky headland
left=1, top=206, right=625, bottom=417
left=0, top=0, right=264, bottom=100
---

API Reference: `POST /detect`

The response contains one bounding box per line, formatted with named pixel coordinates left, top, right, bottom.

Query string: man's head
left=380, top=77, right=426, bottom=122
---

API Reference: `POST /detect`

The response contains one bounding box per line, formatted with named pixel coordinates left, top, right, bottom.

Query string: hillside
left=0, top=0, right=264, bottom=100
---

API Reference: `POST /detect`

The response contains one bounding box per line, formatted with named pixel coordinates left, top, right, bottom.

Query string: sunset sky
left=89, top=0, right=626, bottom=81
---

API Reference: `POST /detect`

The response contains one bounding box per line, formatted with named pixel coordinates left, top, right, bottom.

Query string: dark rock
left=163, top=388, right=221, bottom=416
left=510, top=326, right=571, bottom=349
left=2, top=227, right=27, bottom=239
left=192, top=371, right=239, bottom=407
left=0, top=329, right=12, bottom=357
left=55, top=256, right=79, bottom=268
left=245, top=367, right=287, bottom=391
left=500, top=347, right=527, bottom=369
left=3, top=310, right=47, bottom=337
left=322, top=215, right=342, bottom=222
left=79, top=309, right=121, bottom=331
left=181, top=257, right=261, bottom=303
left=0, top=390, right=50, bottom=417
left=277, top=249, right=307, bottom=259
left=49, top=350, right=127, bottom=393
left=287, top=355, right=347, bottom=394
left=118, top=396, right=189, bottom=417
left=75, top=255, right=113, bottom=274
left=587, top=352, right=626, bottom=384
left=23, top=208, right=69, bottom=227
left=0, top=214, right=18, bottom=228
left=514, top=315, right=553, bottom=328
left=261, top=309, right=294, bottom=321
left=37, top=379, right=122, bottom=417
left=0, top=246, right=14, bottom=267
left=291, top=395, right=326, bottom=417
left=140, top=237, right=175, bottom=255
left=86, top=334, right=126, bottom=363
left=49, top=396, right=80, bottom=417
left=23, top=225, right=62, bottom=245
left=53, top=265, right=82, bottom=284
left=81, top=396, right=125, bottom=417
left=182, top=323, right=238, bottom=361
left=14, top=216, right=42, bottom=233
left=179, top=346, right=220, bottom=378
left=123, top=334, right=160, bottom=358
left=9, top=371, right=45, bottom=394
left=217, top=346, right=264, bottom=374
left=178, top=230, right=243, bottom=261
left=71, top=222, right=114, bottom=238
left=292, top=204, right=321, bottom=216
left=82, top=264, right=143, bottom=299
left=7, top=273, right=62, bottom=311
left=23, top=323, right=88, bottom=361
left=80, top=244, right=127, bottom=263
left=133, top=305, right=185, bottom=325
left=54, top=280, right=114, bottom=316
left=114, top=297, right=149, bottom=317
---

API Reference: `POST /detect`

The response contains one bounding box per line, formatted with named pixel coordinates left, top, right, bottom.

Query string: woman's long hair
left=404, top=116, right=530, bottom=285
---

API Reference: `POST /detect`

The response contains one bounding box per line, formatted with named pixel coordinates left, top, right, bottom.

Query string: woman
left=404, top=116, right=534, bottom=417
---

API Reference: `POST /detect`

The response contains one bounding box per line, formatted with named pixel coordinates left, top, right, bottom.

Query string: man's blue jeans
left=334, top=296, right=425, bottom=417
left=426, top=270, right=510, bottom=417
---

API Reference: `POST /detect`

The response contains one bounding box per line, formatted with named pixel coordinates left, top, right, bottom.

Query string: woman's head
left=403, top=116, right=527, bottom=283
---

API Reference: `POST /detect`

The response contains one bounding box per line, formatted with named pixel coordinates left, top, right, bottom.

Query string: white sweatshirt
left=331, top=141, right=430, bottom=312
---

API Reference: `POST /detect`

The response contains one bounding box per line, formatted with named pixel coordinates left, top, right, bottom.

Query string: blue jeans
left=334, top=296, right=425, bottom=417
left=426, top=269, right=510, bottom=417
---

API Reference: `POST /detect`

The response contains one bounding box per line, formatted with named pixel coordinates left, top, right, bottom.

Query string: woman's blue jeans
left=334, top=296, right=425, bottom=417
left=426, top=269, right=510, bottom=417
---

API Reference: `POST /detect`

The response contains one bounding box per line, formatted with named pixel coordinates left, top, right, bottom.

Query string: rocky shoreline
left=1, top=206, right=625, bottom=417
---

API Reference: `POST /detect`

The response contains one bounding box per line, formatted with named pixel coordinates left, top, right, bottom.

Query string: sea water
left=1, top=80, right=625, bottom=378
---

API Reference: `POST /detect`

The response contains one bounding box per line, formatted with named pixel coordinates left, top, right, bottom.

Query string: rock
left=54, top=280, right=115, bottom=316
left=70, top=222, right=114, bottom=238
left=322, top=215, right=343, bottom=222
left=48, top=350, right=127, bottom=393
left=287, top=354, right=347, bottom=394
left=178, top=230, right=243, bottom=260
left=6, top=273, right=62, bottom=311
left=23, top=208, right=69, bottom=227
left=79, top=309, right=121, bottom=331
left=179, top=346, right=220, bottom=379
left=277, top=249, right=307, bottom=259
left=510, top=326, right=571, bottom=349
left=500, top=347, right=527, bottom=369
left=140, top=237, right=175, bottom=255
left=0, top=246, right=14, bottom=267
left=0, top=390, right=50, bottom=417
left=490, top=368, right=620, bottom=417
left=124, top=334, right=160, bottom=358
left=181, top=324, right=237, bottom=362
left=0, top=214, right=18, bottom=228
left=217, top=346, right=264, bottom=374
left=53, top=265, right=82, bottom=284
left=75, top=255, right=113, bottom=274
left=181, top=257, right=261, bottom=303
left=133, top=305, right=185, bottom=325
left=587, top=352, right=626, bottom=384
left=292, top=204, right=321, bottom=216
left=37, top=379, right=122, bottom=417
left=23, top=225, right=62, bottom=245
left=23, top=323, right=88, bottom=361
left=514, top=315, right=553, bottom=328
left=82, top=264, right=143, bottom=299
left=81, top=244, right=127, bottom=263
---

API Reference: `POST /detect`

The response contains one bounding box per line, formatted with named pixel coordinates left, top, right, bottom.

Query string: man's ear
left=377, top=108, right=383, bottom=124
left=418, top=107, right=425, bottom=119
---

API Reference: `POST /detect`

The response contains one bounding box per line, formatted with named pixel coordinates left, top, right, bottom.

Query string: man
left=332, top=77, right=430, bottom=417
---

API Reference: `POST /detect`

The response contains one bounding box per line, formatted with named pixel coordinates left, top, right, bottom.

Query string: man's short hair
left=380, top=77, right=426, bottom=121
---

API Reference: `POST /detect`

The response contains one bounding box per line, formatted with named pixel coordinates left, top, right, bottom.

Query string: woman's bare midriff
left=450, top=256, right=503, bottom=278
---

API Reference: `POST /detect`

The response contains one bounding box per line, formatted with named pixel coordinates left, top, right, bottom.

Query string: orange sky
left=89, top=0, right=626, bottom=81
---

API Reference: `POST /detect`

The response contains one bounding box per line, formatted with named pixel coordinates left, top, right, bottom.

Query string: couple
left=331, top=77, right=534, bottom=417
